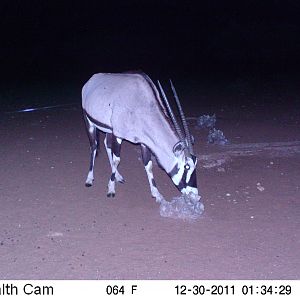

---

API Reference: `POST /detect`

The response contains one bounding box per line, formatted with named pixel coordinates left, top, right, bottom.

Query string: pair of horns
left=157, top=80, right=194, bottom=155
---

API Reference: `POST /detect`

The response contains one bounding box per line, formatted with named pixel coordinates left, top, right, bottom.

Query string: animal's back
left=82, top=73, right=135, bottom=128
left=82, top=72, right=171, bottom=144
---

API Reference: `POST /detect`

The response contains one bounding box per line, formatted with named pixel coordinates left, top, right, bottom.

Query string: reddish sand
left=0, top=89, right=299, bottom=279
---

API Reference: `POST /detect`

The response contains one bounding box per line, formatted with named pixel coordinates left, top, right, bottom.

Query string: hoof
left=107, top=192, right=115, bottom=198
left=85, top=183, right=92, bottom=187
left=118, top=178, right=125, bottom=184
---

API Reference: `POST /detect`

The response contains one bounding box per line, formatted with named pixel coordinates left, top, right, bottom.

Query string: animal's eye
left=185, top=164, right=190, bottom=170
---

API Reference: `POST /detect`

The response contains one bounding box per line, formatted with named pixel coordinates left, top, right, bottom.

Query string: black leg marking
left=83, top=112, right=99, bottom=187
left=106, top=134, right=123, bottom=197
left=151, top=178, right=157, bottom=188
left=141, top=144, right=151, bottom=166
left=106, top=132, right=112, bottom=149
left=88, top=144, right=97, bottom=170
left=95, top=128, right=100, bottom=155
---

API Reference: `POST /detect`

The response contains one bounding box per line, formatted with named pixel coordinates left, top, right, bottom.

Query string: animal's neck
left=138, top=105, right=180, bottom=173
left=145, top=131, right=179, bottom=174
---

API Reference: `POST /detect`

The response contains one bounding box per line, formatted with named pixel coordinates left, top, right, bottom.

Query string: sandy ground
left=0, top=87, right=300, bottom=279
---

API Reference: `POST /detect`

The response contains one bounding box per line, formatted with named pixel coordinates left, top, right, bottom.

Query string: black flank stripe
left=83, top=109, right=112, bottom=131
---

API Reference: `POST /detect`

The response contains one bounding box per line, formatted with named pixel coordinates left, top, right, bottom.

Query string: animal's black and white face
left=169, top=142, right=199, bottom=199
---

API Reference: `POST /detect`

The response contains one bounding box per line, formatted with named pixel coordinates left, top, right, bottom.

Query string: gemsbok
left=82, top=71, right=199, bottom=203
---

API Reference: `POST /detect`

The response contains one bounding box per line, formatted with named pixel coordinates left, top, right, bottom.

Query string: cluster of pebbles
left=159, top=193, right=204, bottom=220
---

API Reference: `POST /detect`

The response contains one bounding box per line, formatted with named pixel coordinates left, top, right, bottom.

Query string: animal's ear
left=173, top=141, right=185, bottom=157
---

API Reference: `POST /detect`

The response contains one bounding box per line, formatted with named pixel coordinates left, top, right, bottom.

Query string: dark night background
left=1, top=0, right=300, bottom=111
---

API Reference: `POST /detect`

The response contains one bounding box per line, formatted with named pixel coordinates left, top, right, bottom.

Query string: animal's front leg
left=145, top=160, right=164, bottom=203
left=141, top=144, right=164, bottom=203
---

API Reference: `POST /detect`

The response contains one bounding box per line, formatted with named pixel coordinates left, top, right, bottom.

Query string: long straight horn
left=170, top=79, right=194, bottom=155
left=157, top=80, right=185, bottom=142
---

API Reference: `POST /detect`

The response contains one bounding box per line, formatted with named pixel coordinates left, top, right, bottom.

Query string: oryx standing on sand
left=82, top=72, right=199, bottom=203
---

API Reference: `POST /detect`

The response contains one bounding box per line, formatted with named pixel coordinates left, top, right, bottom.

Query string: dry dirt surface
left=0, top=92, right=300, bottom=279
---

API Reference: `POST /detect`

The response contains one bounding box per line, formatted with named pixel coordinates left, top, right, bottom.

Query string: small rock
left=256, top=182, right=265, bottom=192
left=47, top=232, right=63, bottom=237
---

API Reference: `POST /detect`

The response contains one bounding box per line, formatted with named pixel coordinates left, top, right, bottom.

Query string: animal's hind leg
left=104, top=133, right=125, bottom=184
left=83, top=114, right=99, bottom=187
left=106, top=134, right=123, bottom=197
left=141, top=144, right=164, bottom=203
